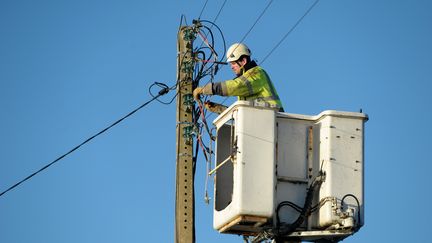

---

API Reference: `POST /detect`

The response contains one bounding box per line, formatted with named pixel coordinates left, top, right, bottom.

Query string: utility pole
left=175, top=25, right=195, bottom=243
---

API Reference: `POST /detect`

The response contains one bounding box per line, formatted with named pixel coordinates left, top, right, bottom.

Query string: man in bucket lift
left=193, top=43, right=284, bottom=113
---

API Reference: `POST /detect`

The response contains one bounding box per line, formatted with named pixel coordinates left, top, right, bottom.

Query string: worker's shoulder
left=245, top=66, right=265, bottom=74
left=244, top=65, right=267, bottom=77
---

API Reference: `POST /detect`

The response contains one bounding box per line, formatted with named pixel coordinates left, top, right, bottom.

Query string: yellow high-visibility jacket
left=213, top=61, right=284, bottom=111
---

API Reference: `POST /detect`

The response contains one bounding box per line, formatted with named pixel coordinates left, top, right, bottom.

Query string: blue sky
left=1, top=0, right=431, bottom=242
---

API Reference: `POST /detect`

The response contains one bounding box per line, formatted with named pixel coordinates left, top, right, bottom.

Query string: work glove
left=204, top=101, right=228, bottom=114
left=193, top=83, right=213, bottom=100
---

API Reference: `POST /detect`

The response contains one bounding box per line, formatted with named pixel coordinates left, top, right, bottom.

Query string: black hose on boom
left=275, top=171, right=325, bottom=239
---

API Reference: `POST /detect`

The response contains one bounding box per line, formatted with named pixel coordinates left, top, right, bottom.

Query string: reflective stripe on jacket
left=217, top=66, right=283, bottom=110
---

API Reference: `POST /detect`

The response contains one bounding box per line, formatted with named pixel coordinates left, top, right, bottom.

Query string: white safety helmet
left=226, top=43, right=251, bottom=62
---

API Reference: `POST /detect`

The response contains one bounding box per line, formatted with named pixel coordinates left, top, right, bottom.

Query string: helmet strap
left=235, top=61, right=244, bottom=75
left=236, top=57, right=248, bottom=75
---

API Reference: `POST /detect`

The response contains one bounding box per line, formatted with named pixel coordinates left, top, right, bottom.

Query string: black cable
left=310, top=198, right=327, bottom=213
left=200, top=20, right=226, bottom=62
left=277, top=201, right=303, bottom=214
left=149, top=82, right=178, bottom=105
left=237, top=0, right=274, bottom=45
left=276, top=171, right=325, bottom=237
left=276, top=201, right=304, bottom=232
left=193, top=19, right=227, bottom=96
left=178, top=14, right=188, bottom=30
left=196, top=0, right=227, bottom=50
left=0, top=85, right=171, bottom=198
left=198, top=25, right=217, bottom=60
left=194, top=50, right=208, bottom=83
left=195, top=21, right=226, bottom=79
left=261, top=0, right=320, bottom=64
left=341, top=193, right=361, bottom=229
left=212, top=0, right=227, bottom=24
left=197, top=0, right=209, bottom=20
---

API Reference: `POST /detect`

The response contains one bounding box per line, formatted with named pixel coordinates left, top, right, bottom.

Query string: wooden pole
left=175, top=26, right=195, bottom=243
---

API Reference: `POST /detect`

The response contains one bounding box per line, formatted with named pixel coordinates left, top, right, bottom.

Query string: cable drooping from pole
left=178, top=14, right=188, bottom=31
left=0, top=84, right=171, bottom=198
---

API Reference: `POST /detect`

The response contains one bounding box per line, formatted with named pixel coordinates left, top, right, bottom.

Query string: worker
left=193, top=43, right=284, bottom=112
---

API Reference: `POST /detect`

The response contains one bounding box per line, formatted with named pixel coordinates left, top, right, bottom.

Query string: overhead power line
left=237, top=0, right=274, bottom=46
left=0, top=84, right=171, bottom=198
left=261, top=0, right=321, bottom=64
left=197, top=0, right=228, bottom=51
left=211, top=0, right=227, bottom=24
left=198, top=0, right=209, bottom=20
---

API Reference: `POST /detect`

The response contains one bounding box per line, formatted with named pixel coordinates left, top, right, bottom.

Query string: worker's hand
left=193, top=87, right=203, bottom=101
left=193, top=83, right=213, bottom=100
left=204, top=101, right=216, bottom=108
left=204, top=101, right=228, bottom=114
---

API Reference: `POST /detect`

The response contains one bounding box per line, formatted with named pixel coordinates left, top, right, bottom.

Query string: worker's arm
left=193, top=69, right=262, bottom=99
left=193, top=76, right=256, bottom=100
left=213, top=74, right=260, bottom=97
left=193, top=83, right=213, bottom=100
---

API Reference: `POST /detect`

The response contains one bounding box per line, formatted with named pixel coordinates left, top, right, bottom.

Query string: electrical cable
left=198, top=20, right=227, bottom=73
left=212, top=0, right=227, bottom=24
left=237, top=0, right=274, bottom=46
left=0, top=84, right=171, bottom=198
left=178, top=14, right=188, bottom=31
left=197, top=0, right=209, bottom=20
left=274, top=171, right=325, bottom=238
left=261, top=0, right=320, bottom=64
left=198, top=30, right=217, bottom=59
left=189, top=19, right=228, bottom=124
left=310, top=196, right=333, bottom=213
left=196, top=0, right=227, bottom=50
left=214, top=0, right=274, bottom=72
left=192, top=20, right=227, bottom=118
left=203, top=126, right=215, bottom=204
left=277, top=201, right=303, bottom=214
left=198, top=20, right=227, bottom=59
left=341, top=193, right=361, bottom=230
left=196, top=100, right=213, bottom=139
left=149, top=82, right=178, bottom=105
